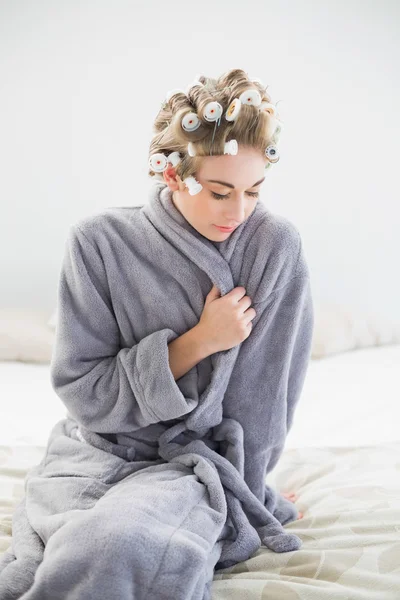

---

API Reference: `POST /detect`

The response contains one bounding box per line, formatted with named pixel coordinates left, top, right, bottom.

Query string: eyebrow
left=205, top=177, right=266, bottom=189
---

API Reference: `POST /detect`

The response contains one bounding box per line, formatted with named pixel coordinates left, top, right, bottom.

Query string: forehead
left=197, top=152, right=267, bottom=188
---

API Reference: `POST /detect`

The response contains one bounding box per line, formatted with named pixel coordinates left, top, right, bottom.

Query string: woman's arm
left=220, top=234, right=314, bottom=525
left=167, top=324, right=215, bottom=381
left=50, top=224, right=201, bottom=434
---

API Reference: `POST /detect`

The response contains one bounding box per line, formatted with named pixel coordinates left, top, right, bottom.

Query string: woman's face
left=163, top=145, right=268, bottom=241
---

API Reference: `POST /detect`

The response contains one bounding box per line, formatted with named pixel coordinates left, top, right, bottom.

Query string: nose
left=225, top=196, right=246, bottom=224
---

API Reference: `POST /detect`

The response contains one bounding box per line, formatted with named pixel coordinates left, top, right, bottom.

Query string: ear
left=163, top=164, right=181, bottom=191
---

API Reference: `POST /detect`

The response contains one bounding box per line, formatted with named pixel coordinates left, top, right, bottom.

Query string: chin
left=213, top=228, right=234, bottom=236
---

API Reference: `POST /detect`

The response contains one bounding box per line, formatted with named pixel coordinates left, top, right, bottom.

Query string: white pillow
left=11, top=302, right=400, bottom=364
left=47, top=308, right=57, bottom=329
left=0, top=309, right=55, bottom=363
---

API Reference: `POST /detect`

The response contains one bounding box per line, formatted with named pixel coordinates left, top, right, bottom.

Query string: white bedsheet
left=1, top=343, right=399, bottom=449
left=1, top=346, right=400, bottom=598
left=285, top=343, right=400, bottom=450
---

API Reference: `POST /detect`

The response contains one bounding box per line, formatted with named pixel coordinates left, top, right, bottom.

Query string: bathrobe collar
left=142, top=181, right=269, bottom=298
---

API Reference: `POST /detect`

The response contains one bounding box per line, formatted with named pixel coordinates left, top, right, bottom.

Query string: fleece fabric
left=0, top=181, right=314, bottom=599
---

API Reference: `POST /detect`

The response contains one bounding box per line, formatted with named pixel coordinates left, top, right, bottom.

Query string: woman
left=0, top=68, right=313, bottom=599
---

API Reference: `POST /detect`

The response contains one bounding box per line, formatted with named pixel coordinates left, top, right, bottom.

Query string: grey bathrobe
left=0, top=181, right=314, bottom=598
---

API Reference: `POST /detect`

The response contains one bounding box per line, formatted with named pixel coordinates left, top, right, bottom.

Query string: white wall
left=1, top=0, right=399, bottom=323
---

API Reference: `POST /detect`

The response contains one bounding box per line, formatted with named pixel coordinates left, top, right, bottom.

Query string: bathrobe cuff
left=133, top=328, right=199, bottom=422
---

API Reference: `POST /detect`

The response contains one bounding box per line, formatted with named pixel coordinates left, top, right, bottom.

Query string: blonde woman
left=0, top=68, right=313, bottom=599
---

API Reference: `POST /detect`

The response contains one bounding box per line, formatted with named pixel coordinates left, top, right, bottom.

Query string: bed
left=1, top=343, right=400, bottom=599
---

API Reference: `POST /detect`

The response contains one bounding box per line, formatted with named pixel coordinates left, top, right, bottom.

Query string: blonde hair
left=148, top=68, right=282, bottom=183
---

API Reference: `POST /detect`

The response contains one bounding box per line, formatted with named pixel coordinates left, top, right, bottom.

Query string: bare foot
left=282, top=491, right=297, bottom=502
left=282, top=491, right=303, bottom=519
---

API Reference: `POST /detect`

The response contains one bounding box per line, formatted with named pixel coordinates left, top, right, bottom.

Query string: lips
left=214, top=225, right=237, bottom=231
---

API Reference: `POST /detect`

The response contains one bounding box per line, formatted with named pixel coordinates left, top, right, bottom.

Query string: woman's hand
left=196, top=284, right=256, bottom=353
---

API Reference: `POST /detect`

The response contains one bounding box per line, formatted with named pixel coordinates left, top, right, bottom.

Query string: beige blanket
left=1, top=440, right=399, bottom=598
left=213, top=440, right=400, bottom=598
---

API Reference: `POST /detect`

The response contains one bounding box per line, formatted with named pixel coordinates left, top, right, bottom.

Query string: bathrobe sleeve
left=266, top=274, right=314, bottom=440
left=49, top=224, right=198, bottom=434
left=259, top=271, right=314, bottom=524
left=223, top=230, right=314, bottom=525
left=257, top=271, right=314, bottom=522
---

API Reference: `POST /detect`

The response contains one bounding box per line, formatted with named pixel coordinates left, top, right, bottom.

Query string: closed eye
left=211, top=191, right=259, bottom=200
